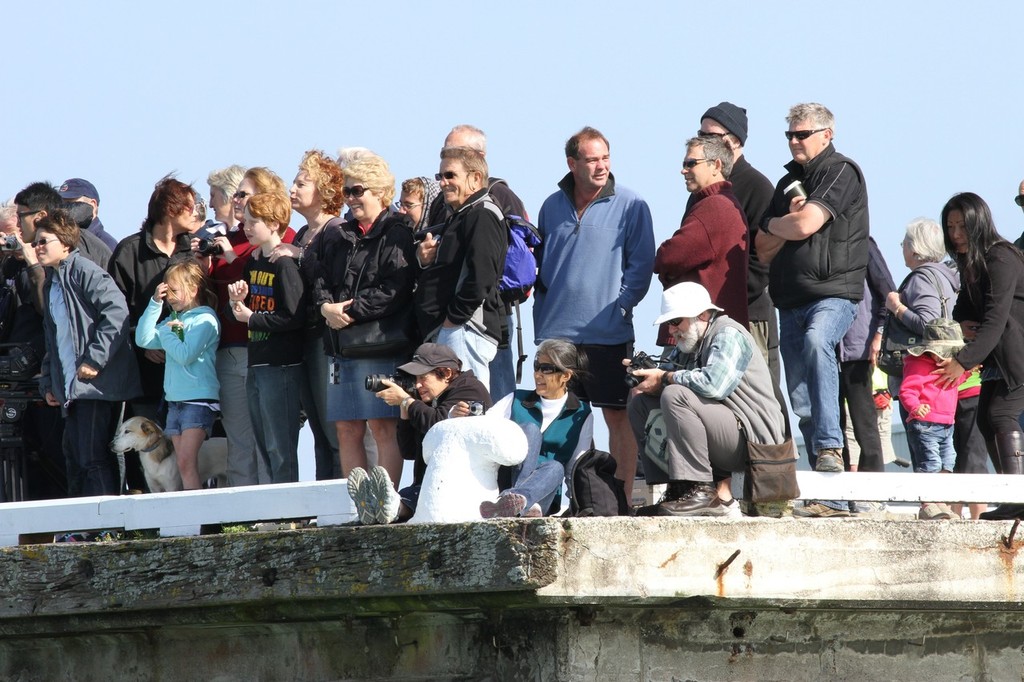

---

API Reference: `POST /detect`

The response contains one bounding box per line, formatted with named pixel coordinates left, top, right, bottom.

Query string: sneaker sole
left=368, top=467, right=400, bottom=525
left=346, top=468, right=376, bottom=525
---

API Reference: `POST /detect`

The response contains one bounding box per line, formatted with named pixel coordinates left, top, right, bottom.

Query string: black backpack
left=563, top=449, right=629, bottom=517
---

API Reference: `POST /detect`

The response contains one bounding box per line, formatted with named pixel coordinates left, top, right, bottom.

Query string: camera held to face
left=0, top=235, right=20, bottom=252
left=196, top=238, right=224, bottom=257
left=365, top=372, right=417, bottom=394
left=624, top=350, right=660, bottom=388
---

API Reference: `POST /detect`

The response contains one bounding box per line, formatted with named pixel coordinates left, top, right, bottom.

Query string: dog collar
left=138, top=441, right=164, bottom=454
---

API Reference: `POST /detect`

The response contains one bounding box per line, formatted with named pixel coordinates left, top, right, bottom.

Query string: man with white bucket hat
left=626, top=282, right=786, bottom=516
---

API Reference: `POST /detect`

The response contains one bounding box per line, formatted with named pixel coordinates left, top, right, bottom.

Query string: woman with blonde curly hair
left=270, top=150, right=347, bottom=479
left=313, top=153, right=415, bottom=489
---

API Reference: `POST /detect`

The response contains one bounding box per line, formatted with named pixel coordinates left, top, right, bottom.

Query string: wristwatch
left=401, top=397, right=415, bottom=410
left=661, top=371, right=673, bottom=387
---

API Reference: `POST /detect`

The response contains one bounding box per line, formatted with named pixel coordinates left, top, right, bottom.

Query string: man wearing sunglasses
left=655, top=134, right=749, bottom=333
left=755, top=103, right=869, bottom=491
left=1014, top=180, right=1024, bottom=250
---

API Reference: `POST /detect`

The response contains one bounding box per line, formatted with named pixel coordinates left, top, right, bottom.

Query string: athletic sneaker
left=715, top=497, right=743, bottom=519
left=918, top=502, right=955, bottom=520
left=793, top=502, right=851, bottom=518
left=480, top=492, right=528, bottom=518
left=346, top=467, right=375, bottom=525
left=368, top=466, right=401, bottom=525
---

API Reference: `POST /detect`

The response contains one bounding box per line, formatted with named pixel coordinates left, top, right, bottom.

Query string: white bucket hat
left=653, top=282, right=723, bottom=326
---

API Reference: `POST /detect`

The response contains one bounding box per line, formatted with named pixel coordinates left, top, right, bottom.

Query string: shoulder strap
left=915, top=267, right=949, bottom=318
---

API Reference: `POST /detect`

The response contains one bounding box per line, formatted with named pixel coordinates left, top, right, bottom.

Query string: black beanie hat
left=701, top=102, right=748, bottom=146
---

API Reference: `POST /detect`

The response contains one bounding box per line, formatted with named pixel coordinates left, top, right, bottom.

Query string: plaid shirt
left=663, top=325, right=753, bottom=401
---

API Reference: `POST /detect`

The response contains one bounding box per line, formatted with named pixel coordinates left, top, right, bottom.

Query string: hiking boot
left=655, top=483, right=720, bottom=517
left=368, top=466, right=401, bottom=525
left=480, top=492, right=528, bottom=518
left=814, top=448, right=845, bottom=473
left=850, top=501, right=887, bottom=516
left=793, top=502, right=851, bottom=518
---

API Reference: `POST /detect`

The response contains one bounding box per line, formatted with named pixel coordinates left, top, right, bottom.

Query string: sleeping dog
left=109, top=416, right=228, bottom=493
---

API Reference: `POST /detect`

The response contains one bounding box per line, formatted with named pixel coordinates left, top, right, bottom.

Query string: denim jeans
left=436, top=324, right=498, bottom=389
left=218, top=346, right=262, bottom=486
left=779, top=298, right=857, bottom=461
left=488, top=316, right=518, bottom=402
left=906, top=420, right=956, bottom=473
left=505, top=423, right=564, bottom=513
left=247, top=364, right=303, bottom=484
left=301, top=334, right=340, bottom=480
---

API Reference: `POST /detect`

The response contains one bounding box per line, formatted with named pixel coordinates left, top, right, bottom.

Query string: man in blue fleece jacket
left=533, top=126, right=655, bottom=499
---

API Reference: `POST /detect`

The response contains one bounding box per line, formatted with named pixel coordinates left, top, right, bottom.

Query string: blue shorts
left=164, top=401, right=218, bottom=437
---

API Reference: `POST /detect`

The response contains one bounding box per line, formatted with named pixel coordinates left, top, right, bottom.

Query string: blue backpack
left=482, top=198, right=541, bottom=304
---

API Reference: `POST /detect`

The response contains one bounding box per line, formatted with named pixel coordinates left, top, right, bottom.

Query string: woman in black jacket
left=313, top=154, right=415, bottom=489
left=935, top=192, right=1024, bottom=519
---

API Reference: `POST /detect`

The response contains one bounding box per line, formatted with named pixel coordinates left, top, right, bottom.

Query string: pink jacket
left=899, top=353, right=966, bottom=425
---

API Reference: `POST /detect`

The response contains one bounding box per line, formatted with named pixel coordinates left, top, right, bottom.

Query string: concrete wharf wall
left=1, top=517, right=1022, bottom=681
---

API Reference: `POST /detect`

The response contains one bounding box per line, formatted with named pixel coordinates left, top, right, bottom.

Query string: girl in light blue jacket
left=136, top=259, right=220, bottom=489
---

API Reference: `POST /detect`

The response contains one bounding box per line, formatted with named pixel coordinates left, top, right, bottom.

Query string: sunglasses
left=785, top=128, right=828, bottom=141
left=666, top=317, right=684, bottom=327
left=232, top=190, right=250, bottom=200
left=696, top=130, right=729, bottom=139
left=32, top=238, right=58, bottom=248
left=1015, top=195, right=1024, bottom=207
left=435, top=171, right=464, bottom=181
left=342, top=185, right=369, bottom=198
left=682, top=158, right=713, bottom=170
left=534, top=362, right=562, bottom=375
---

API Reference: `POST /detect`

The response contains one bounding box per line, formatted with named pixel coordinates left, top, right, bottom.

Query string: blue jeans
left=906, top=420, right=956, bottom=473
left=779, top=298, right=857, bottom=461
left=505, top=423, right=564, bottom=513
left=301, top=334, right=340, bottom=480
left=247, top=364, right=303, bottom=484
left=489, top=316, right=518, bottom=402
left=436, top=324, right=498, bottom=389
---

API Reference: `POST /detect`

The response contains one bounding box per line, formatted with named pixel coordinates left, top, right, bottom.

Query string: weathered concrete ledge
left=1, top=518, right=1023, bottom=680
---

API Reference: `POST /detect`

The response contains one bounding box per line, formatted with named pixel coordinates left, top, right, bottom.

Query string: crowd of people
left=2, top=106, right=1023, bottom=523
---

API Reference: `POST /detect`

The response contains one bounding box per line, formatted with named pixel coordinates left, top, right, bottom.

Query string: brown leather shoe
left=655, top=483, right=719, bottom=517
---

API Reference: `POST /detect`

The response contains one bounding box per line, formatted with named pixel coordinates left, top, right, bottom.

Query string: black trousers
left=839, top=360, right=885, bottom=472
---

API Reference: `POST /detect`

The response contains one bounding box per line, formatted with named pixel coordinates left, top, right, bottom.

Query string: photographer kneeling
left=627, top=282, right=786, bottom=517
left=348, top=343, right=491, bottom=524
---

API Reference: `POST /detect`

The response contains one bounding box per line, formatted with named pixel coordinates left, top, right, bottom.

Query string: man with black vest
left=756, top=103, right=869, bottom=512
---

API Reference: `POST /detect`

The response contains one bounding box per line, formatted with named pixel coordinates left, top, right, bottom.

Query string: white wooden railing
left=2, top=472, right=1023, bottom=546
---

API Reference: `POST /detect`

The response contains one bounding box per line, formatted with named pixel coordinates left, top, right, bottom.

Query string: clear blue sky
left=6, top=1, right=1024, bottom=474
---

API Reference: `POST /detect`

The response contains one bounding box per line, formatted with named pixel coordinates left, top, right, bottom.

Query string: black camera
left=0, top=236, right=19, bottom=252
left=468, top=401, right=485, bottom=416
left=197, top=238, right=224, bottom=257
left=365, top=372, right=416, bottom=393
left=624, top=350, right=660, bottom=388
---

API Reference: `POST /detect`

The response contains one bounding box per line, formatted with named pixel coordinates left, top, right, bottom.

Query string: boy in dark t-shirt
left=228, top=192, right=306, bottom=483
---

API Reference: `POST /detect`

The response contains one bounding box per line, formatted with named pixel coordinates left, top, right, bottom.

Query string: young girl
left=135, top=259, right=221, bottom=490
left=899, top=318, right=968, bottom=520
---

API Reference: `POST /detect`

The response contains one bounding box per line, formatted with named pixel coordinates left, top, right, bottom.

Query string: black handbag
left=328, top=232, right=414, bottom=359
left=745, top=437, right=800, bottom=503
left=878, top=267, right=947, bottom=376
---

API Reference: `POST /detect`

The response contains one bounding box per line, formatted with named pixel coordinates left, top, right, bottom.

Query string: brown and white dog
left=109, top=416, right=228, bottom=493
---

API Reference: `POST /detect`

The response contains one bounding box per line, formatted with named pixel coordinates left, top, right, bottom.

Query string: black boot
left=656, top=482, right=719, bottom=517
left=634, top=481, right=692, bottom=516
left=980, top=433, right=1024, bottom=520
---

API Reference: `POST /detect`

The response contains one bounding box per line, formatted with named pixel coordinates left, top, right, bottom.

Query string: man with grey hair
left=421, top=124, right=529, bottom=400
left=654, top=135, right=748, bottom=329
left=755, top=103, right=869, bottom=496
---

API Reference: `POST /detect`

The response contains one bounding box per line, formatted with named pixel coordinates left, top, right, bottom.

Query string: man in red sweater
left=654, top=135, right=749, bottom=345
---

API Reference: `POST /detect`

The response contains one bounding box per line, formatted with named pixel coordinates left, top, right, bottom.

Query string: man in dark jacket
left=58, top=178, right=119, bottom=251
left=756, top=103, right=869, bottom=511
left=423, top=124, right=528, bottom=401
left=415, top=147, right=507, bottom=388
left=693, top=102, right=784, bottom=410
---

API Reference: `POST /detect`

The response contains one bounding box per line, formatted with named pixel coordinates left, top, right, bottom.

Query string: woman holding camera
left=313, top=154, right=415, bottom=487
left=475, top=339, right=593, bottom=517
left=356, top=343, right=492, bottom=523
